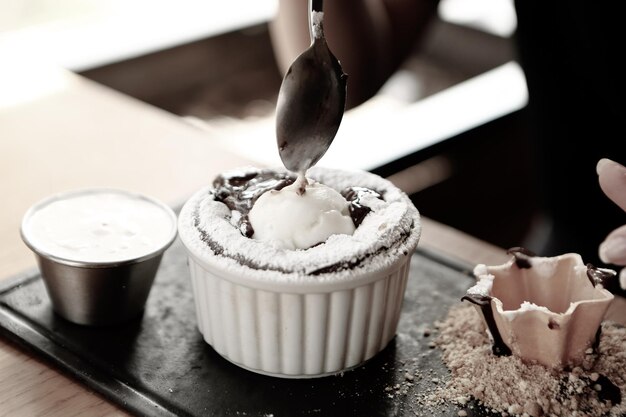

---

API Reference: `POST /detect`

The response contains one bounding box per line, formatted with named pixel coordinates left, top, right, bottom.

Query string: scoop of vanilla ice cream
left=248, top=180, right=355, bottom=250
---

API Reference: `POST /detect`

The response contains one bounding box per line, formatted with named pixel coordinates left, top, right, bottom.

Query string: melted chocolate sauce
left=547, top=318, right=560, bottom=330
left=463, top=248, right=623, bottom=371
left=594, top=374, right=622, bottom=405
left=213, top=169, right=384, bottom=238
left=507, top=247, right=536, bottom=269
left=341, top=187, right=383, bottom=227
left=592, top=326, right=602, bottom=353
left=505, top=249, right=622, bottom=296
left=192, top=169, right=411, bottom=275
left=213, top=169, right=296, bottom=237
left=461, top=294, right=512, bottom=357
left=586, top=263, right=618, bottom=289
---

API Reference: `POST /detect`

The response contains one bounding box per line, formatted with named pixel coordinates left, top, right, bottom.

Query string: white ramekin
left=185, top=246, right=414, bottom=378
left=178, top=168, right=420, bottom=378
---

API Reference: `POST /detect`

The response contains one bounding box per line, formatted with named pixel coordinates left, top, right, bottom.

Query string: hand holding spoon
left=275, top=0, right=347, bottom=187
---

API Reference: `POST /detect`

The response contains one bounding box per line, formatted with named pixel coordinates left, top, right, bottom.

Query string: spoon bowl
left=276, top=0, right=347, bottom=173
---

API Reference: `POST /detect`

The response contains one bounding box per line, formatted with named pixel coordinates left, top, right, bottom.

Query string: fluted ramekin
left=185, top=247, right=413, bottom=378
left=178, top=167, right=420, bottom=378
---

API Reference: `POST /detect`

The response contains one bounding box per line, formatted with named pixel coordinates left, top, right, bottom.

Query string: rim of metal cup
left=20, top=188, right=178, bottom=268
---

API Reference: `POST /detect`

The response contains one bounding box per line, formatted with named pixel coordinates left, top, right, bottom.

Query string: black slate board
left=0, top=239, right=489, bottom=417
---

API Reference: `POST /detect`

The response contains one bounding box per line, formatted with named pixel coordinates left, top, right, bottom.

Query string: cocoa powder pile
left=427, top=304, right=626, bottom=417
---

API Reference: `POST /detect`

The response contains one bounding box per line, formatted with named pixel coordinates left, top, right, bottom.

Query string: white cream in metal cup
left=20, top=188, right=177, bottom=326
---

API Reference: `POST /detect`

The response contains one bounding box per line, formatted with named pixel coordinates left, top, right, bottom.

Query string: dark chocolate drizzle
left=506, top=247, right=536, bottom=269
left=586, top=263, right=618, bottom=288
left=341, top=187, right=383, bottom=227
left=192, top=168, right=409, bottom=275
left=586, top=328, right=621, bottom=405
left=461, top=294, right=512, bottom=357
left=547, top=318, right=560, bottom=330
left=592, top=326, right=602, bottom=353
left=213, top=169, right=384, bottom=238
left=594, top=374, right=622, bottom=405
left=305, top=224, right=409, bottom=275
left=193, top=206, right=277, bottom=271
left=213, top=169, right=296, bottom=237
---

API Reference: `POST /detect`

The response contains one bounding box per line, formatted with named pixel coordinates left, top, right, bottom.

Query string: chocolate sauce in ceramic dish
left=212, top=169, right=384, bottom=238
left=341, top=187, right=383, bottom=228
left=463, top=247, right=620, bottom=359
left=187, top=167, right=418, bottom=277
left=507, top=246, right=536, bottom=269
left=460, top=247, right=537, bottom=357
left=461, top=293, right=512, bottom=357
left=213, top=169, right=296, bottom=238
left=586, top=263, right=623, bottom=298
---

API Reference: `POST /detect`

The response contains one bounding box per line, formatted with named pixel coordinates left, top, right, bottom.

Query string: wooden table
left=0, top=58, right=509, bottom=416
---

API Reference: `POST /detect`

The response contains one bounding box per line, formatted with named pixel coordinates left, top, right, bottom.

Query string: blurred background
left=1, top=0, right=622, bottom=264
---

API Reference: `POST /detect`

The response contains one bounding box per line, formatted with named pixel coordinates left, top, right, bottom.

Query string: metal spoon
left=275, top=0, right=348, bottom=175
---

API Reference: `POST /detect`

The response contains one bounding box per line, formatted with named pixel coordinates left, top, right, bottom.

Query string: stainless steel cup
left=31, top=251, right=167, bottom=325
left=21, top=189, right=177, bottom=326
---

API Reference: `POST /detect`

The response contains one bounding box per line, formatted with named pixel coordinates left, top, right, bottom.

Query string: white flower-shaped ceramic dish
left=464, top=248, right=615, bottom=367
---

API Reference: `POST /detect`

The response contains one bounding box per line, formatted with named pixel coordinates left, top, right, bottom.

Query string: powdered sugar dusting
left=178, top=167, right=420, bottom=283
left=520, top=300, right=552, bottom=313
left=466, top=266, right=493, bottom=296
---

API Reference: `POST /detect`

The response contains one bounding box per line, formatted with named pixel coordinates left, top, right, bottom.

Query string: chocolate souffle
left=178, top=166, right=420, bottom=377
left=179, top=167, right=419, bottom=279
